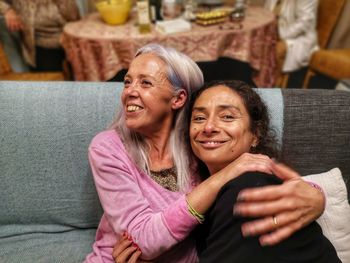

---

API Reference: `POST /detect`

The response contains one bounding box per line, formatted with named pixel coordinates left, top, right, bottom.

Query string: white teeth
left=203, top=141, right=221, bottom=145
left=127, top=105, right=142, bottom=112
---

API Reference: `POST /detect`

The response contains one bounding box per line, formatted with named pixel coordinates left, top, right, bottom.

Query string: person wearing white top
left=264, top=0, right=319, bottom=73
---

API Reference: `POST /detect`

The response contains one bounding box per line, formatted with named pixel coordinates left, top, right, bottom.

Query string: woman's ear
left=251, top=135, right=259, bottom=148
left=171, top=89, right=187, bottom=110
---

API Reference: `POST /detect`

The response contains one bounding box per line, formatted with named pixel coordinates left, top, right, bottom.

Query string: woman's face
left=121, top=53, right=178, bottom=135
left=190, top=85, right=257, bottom=174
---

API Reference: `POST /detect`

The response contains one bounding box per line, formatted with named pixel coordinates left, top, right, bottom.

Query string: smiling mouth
left=201, top=141, right=223, bottom=145
left=198, top=140, right=228, bottom=147
left=126, top=105, right=143, bottom=112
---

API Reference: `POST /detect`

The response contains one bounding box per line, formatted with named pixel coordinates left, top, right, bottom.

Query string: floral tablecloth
left=61, top=6, right=277, bottom=87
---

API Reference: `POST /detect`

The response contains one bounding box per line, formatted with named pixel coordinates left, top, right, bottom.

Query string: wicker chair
left=0, top=42, right=65, bottom=81
left=302, top=0, right=348, bottom=88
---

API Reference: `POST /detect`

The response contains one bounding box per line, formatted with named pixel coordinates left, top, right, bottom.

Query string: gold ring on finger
left=273, top=216, right=278, bottom=227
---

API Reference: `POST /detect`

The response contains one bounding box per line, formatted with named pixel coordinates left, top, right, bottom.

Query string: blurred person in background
left=0, top=14, right=28, bottom=72
left=264, top=0, right=319, bottom=86
left=0, top=0, right=80, bottom=72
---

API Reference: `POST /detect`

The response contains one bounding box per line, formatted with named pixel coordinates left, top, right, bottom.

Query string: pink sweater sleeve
left=89, top=132, right=198, bottom=260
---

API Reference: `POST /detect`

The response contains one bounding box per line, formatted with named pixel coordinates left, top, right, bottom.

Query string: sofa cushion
left=0, top=81, right=122, bottom=233
left=0, top=229, right=96, bottom=263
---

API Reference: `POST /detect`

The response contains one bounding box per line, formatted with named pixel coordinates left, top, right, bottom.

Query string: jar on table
left=161, top=0, right=182, bottom=20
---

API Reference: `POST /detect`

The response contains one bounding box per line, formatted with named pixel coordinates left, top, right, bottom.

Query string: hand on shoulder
left=233, top=162, right=325, bottom=246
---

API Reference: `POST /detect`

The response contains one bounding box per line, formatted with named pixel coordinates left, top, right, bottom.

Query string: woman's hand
left=233, top=162, right=325, bottom=246
left=112, top=233, right=141, bottom=263
left=112, top=232, right=153, bottom=263
left=4, top=8, right=24, bottom=32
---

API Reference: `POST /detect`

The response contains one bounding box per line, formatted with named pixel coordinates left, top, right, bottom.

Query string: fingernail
left=242, top=228, right=251, bottom=237
left=237, top=193, right=245, bottom=201
left=132, top=243, right=139, bottom=249
left=260, top=238, right=269, bottom=247
left=242, top=231, right=251, bottom=237
left=233, top=206, right=241, bottom=215
left=122, top=231, right=127, bottom=237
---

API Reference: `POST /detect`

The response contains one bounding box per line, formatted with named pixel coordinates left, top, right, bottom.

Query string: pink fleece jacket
left=84, top=130, right=199, bottom=263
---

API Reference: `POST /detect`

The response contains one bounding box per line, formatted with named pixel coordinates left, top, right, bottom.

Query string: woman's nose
left=203, top=118, right=218, bottom=134
left=124, top=81, right=140, bottom=96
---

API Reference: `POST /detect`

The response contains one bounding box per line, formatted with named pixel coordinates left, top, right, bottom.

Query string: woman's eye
left=192, top=116, right=206, bottom=122
left=222, top=115, right=234, bottom=120
left=141, top=80, right=152, bottom=86
left=124, top=79, right=131, bottom=86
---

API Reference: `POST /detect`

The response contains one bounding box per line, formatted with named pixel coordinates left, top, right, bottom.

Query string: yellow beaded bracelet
left=185, top=197, right=205, bottom=224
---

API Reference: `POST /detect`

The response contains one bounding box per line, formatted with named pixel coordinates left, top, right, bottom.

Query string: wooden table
left=61, top=6, right=277, bottom=87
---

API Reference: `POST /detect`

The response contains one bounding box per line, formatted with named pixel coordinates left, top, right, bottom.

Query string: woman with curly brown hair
left=189, top=80, right=340, bottom=262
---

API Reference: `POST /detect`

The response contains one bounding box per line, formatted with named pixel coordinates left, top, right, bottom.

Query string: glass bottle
left=149, top=0, right=162, bottom=22
left=183, top=0, right=196, bottom=21
left=137, top=0, right=151, bottom=33
left=161, top=0, right=180, bottom=20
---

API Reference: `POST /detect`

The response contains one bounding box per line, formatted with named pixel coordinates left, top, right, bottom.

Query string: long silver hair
left=110, top=44, right=204, bottom=191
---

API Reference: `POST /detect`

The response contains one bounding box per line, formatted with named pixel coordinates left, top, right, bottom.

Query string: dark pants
left=31, top=46, right=65, bottom=72
left=197, top=57, right=255, bottom=87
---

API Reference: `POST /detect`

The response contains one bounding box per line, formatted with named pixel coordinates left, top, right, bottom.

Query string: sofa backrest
left=260, top=89, right=350, bottom=199
left=281, top=89, right=350, bottom=194
left=0, top=81, right=122, bottom=237
left=1, top=81, right=349, bottom=237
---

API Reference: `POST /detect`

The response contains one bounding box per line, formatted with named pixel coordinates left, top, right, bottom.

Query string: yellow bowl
left=95, top=0, right=132, bottom=25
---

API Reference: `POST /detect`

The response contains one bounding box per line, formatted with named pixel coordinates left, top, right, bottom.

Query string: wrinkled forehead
left=126, top=55, right=175, bottom=91
left=132, top=53, right=166, bottom=72
left=194, top=85, right=245, bottom=109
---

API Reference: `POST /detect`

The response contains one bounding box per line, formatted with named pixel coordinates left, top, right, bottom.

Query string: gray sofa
left=1, top=81, right=349, bottom=263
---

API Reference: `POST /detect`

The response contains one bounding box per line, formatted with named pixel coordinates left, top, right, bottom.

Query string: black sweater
left=196, top=172, right=341, bottom=263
